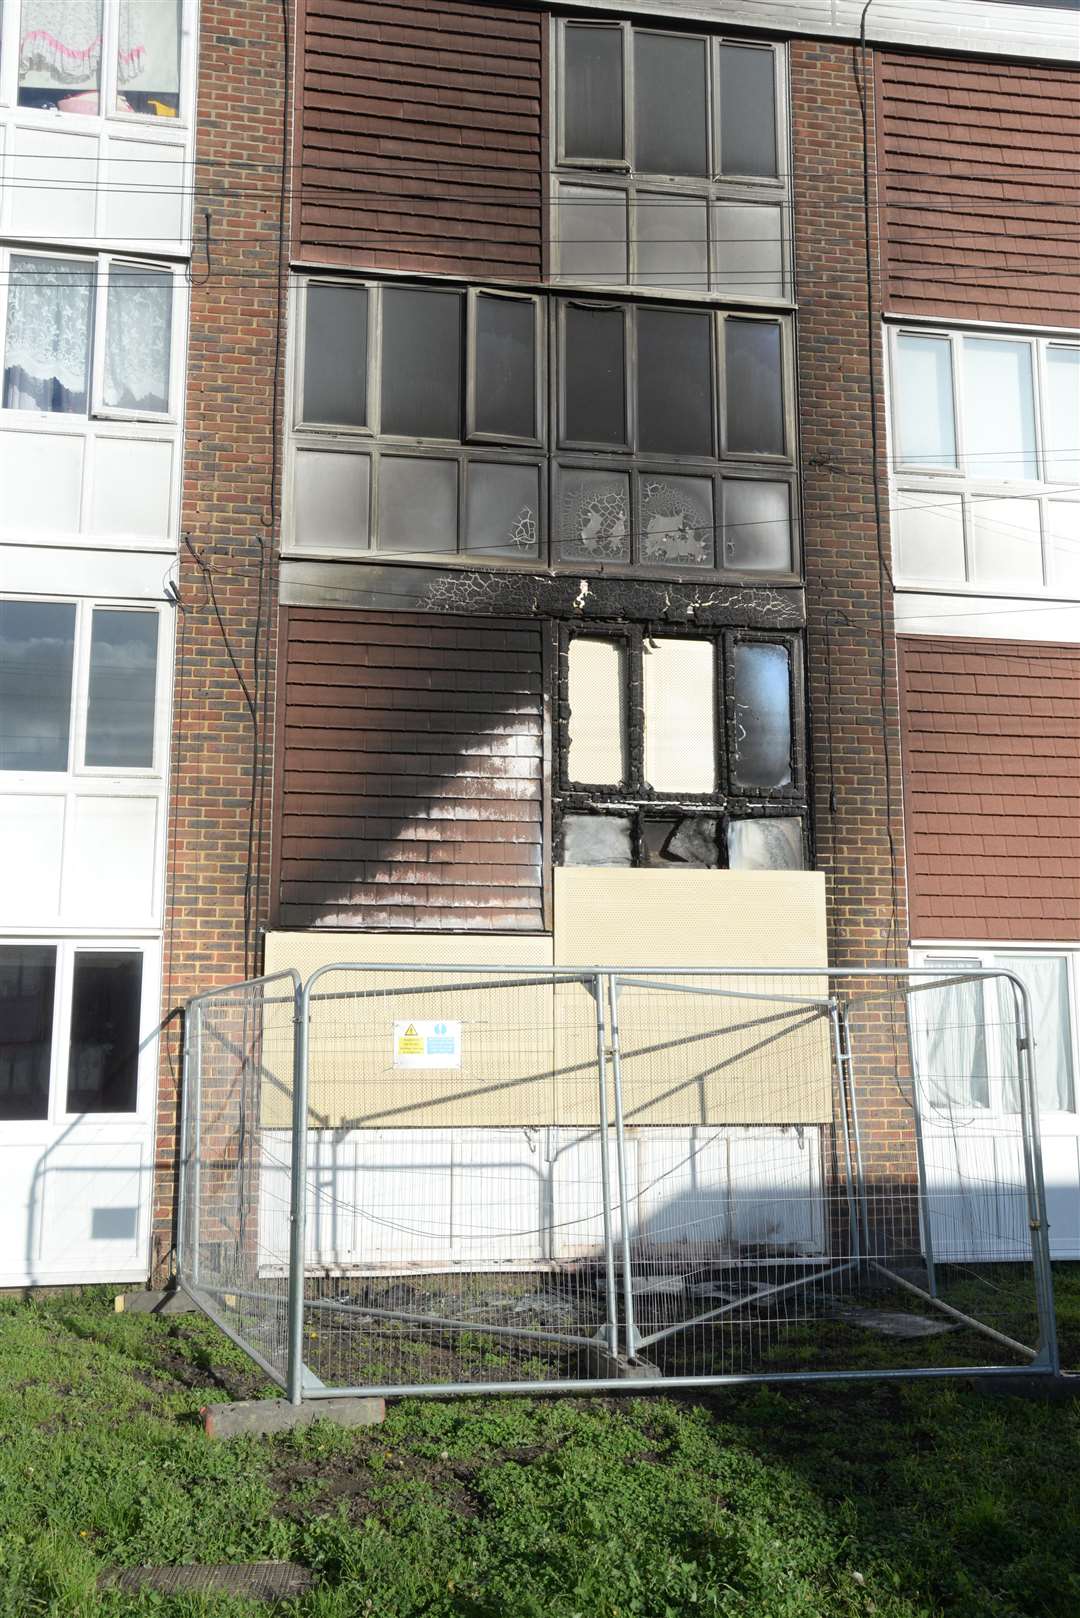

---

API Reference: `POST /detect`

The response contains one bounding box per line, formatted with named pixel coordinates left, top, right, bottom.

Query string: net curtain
left=18, top=1, right=179, bottom=91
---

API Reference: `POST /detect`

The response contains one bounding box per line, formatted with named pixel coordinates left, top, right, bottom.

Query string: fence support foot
left=584, top=1346, right=663, bottom=1381
left=202, top=1396, right=386, bottom=1440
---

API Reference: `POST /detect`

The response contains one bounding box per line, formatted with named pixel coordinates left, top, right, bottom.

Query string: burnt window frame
left=555, top=622, right=807, bottom=870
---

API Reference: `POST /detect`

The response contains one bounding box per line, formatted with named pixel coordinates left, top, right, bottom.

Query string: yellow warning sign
left=396, top=1023, right=424, bottom=1057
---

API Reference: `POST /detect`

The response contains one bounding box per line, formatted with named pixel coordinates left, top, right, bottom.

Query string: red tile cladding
left=899, top=638, right=1080, bottom=941
left=296, top=0, right=543, bottom=278
left=876, top=52, right=1080, bottom=327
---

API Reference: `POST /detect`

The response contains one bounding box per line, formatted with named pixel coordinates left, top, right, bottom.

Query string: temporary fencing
left=178, top=964, right=1059, bottom=1402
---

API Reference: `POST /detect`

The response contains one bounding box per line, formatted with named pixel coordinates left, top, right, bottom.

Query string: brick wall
left=900, top=637, right=1080, bottom=942
left=791, top=39, right=914, bottom=1221
left=151, top=1, right=290, bottom=1279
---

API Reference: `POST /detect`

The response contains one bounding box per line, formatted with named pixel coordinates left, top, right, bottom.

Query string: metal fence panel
left=177, top=964, right=1058, bottom=1401
left=178, top=972, right=299, bottom=1388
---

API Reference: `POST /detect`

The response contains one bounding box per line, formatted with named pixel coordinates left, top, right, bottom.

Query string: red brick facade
left=151, top=1, right=291, bottom=1277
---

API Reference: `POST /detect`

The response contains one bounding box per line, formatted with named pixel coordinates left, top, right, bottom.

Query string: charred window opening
left=557, top=625, right=807, bottom=870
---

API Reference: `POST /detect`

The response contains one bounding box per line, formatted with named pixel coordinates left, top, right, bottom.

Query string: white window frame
left=0, top=594, right=167, bottom=780
left=912, top=945, right=1079, bottom=1118
left=0, top=933, right=160, bottom=1128
left=0, top=246, right=184, bottom=423
left=887, top=321, right=1080, bottom=597
left=551, top=19, right=792, bottom=304
left=0, top=0, right=193, bottom=130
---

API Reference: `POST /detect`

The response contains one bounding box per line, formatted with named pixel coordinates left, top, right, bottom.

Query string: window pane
left=995, top=955, right=1075, bottom=1113
left=303, top=284, right=368, bottom=427
left=637, top=308, right=713, bottom=457
left=637, top=195, right=708, bottom=292
left=727, top=817, right=804, bottom=871
left=0, top=945, right=55, bottom=1121
left=378, top=457, right=458, bottom=553
left=641, top=475, right=714, bottom=568
left=963, top=338, right=1037, bottom=481
left=558, top=469, right=630, bottom=562
left=714, top=203, right=785, bottom=300
left=722, top=480, right=792, bottom=572
left=894, top=333, right=956, bottom=468
left=970, top=497, right=1043, bottom=589
left=465, top=463, right=540, bottom=559
left=644, top=638, right=716, bottom=792
left=563, top=305, right=626, bottom=446
left=725, top=321, right=784, bottom=455
left=1047, top=502, right=1080, bottom=592
left=634, top=33, right=708, bottom=177
left=1046, top=347, right=1080, bottom=483
left=381, top=287, right=462, bottom=440
left=3, top=255, right=93, bottom=414
left=474, top=296, right=536, bottom=439
left=894, top=489, right=966, bottom=583
left=562, top=814, right=632, bottom=867
left=104, top=264, right=172, bottom=413
left=19, top=0, right=102, bottom=106
left=644, top=816, right=720, bottom=867
left=719, top=46, right=778, bottom=178
left=85, top=609, right=158, bottom=768
left=117, top=0, right=181, bottom=117
left=66, top=952, right=142, bottom=1114
left=0, top=600, right=75, bottom=771
left=914, top=963, right=990, bottom=1111
left=567, top=637, right=626, bottom=785
left=293, top=449, right=371, bottom=551
left=731, top=641, right=791, bottom=789
left=564, top=25, right=624, bottom=161
left=554, top=187, right=627, bottom=286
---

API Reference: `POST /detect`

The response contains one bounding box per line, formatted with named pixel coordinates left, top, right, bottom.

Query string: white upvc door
left=911, top=947, right=1080, bottom=1262
left=0, top=935, right=161, bottom=1287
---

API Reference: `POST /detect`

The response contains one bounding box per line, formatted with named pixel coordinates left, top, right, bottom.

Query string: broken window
left=560, top=627, right=805, bottom=868
left=292, top=278, right=796, bottom=576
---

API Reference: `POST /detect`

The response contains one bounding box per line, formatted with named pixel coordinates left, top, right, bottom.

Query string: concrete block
left=114, top=1289, right=198, bottom=1316
left=202, top=1396, right=386, bottom=1439
left=584, top=1345, right=664, bottom=1381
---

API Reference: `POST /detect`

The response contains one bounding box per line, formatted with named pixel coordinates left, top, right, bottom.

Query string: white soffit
left=531, top=1, right=1080, bottom=64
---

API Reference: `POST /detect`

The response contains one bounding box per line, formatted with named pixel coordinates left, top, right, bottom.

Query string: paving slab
left=202, top=1395, right=385, bottom=1438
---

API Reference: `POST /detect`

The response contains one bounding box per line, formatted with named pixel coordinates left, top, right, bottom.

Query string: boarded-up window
left=277, top=611, right=546, bottom=931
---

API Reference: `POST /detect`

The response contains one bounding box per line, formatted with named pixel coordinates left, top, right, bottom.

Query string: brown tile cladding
left=899, top=637, right=1080, bottom=942
left=875, top=51, right=1080, bottom=327
left=276, top=608, right=546, bottom=930
left=296, top=0, right=543, bottom=278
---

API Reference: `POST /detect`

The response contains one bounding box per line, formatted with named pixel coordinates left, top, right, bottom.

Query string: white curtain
left=915, top=965, right=990, bottom=1111
left=119, top=0, right=180, bottom=91
left=996, top=955, right=1075, bottom=1114
left=103, top=266, right=172, bottom=412
left=3, top=256, right=92, bottom=413
left=19, top=0, right=103, bottom=89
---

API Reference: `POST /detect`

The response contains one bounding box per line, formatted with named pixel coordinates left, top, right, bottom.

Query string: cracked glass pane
left=562, top=814, right=633, bottom=867
left=464, top=463, right=539, bottom=560
left=731, top=641, right=792, bottom=790
left=558, top=469, right=631, bottom=562
left=727, top=817, right=804, bottom=871
left=641, top=476, right=714, bottom=568
left=643, top=817, right=720, bottom=867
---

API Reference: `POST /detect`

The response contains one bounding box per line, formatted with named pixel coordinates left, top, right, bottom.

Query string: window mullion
left=622, top=20, right=634, bottom=170
left=89, top=255, right=110, bottom=416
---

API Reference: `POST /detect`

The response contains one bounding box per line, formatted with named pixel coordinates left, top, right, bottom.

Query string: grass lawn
left=0, top=1274, right=1078, bottom=1618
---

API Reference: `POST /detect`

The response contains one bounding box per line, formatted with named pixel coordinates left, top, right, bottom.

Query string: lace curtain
left=917, top=968, right=990, bottom=1112
left=19, top=2, right=151, bottom=89
left=104, top=267, right=171, bottom=412
left=2, top=256, right=92, bottom=413
left=997, top=955, right=1075, bottom=1114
